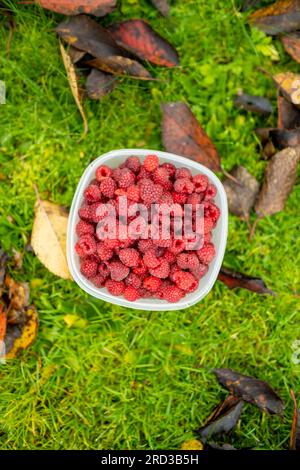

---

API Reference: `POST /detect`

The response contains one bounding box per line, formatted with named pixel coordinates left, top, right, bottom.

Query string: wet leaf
left=59, top=41, right=88, bottom=136
left=218, top=267, right=275, bottom=296
left=180, top=440, right=204, bottom=450
left=223, top=166, right=259, bottom=220
left=234, top=92, right=273, bottom=116
left=277, top=95, right=300, bottom=129
left=56, top=15, right=152, bottom=80
left=38, top=0, right=116, bottom=16
left=255, top=146, right=300, bottom=218
left=281, top=32, right=300, bottom=64
left=269, top=128, right=300, bottom=149
left=107, top=19, right=179, bottom=67
left=86, top=69, right=118, bottom=100
left=31, top=199, right=72, bottom=280
left=198, top=395, right=244, bottom=441
left=273, top=72, right=300, bottom=107
left=290, top=390, right=300, bottom=450
left=5, top=306, right=38, bottom=359
left=212, top=368, right=284, bottom=416
left=161, top=102, right=221, bottom=172
left=250, top=0, right=300, bottom=35
left=150, top=0, right=169, bottom=16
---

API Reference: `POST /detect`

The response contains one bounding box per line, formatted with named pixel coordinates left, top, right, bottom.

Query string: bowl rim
left=67, top=148, right=228, bottom=311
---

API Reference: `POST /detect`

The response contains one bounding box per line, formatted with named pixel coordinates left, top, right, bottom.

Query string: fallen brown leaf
left=38, top=0, right=116, bottom=16
left=282, top=32, right=300, bottom=63
left=0, top=304, right=6, bottom=342
left=213, top=368, right=284, bottom=416
left=218, top=267, right=275, bottom=295
left=223, top=166, right=259, bottom=220
left=31, top=199, right=72, bottom=280
left=107, top=19, right=179, bottom=67
left=250, top=0, right=300, bottom=35
left=290, top=390, right=300, bottom=450
left=269, top=128, right=300, bottom=149
left=278, top=95, right=300, bottom=129
left=273, top=72, right=300, bottom=107
left=5, top=305, right=38, bottom=359
left=150, top=0, right=169, bottom=16
left=86, top=69, right=118, bottom=100
left=5, top=275, right=30, bottom=311
left=234, top=92, right=273, bottom=116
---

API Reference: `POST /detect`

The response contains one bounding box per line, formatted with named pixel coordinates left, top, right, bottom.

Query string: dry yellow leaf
left=6, top=306, right=39, bottom=359
left=180, top=439, right=204, bottom=450
left=273, top=72, right=300, bottom=107
left=59, top=40, right=88, bottom=136
left=31, top=199, right=72, bottom=279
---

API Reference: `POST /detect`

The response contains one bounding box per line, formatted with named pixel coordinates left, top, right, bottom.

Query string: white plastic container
left=67, top=149, right=228, bottom=311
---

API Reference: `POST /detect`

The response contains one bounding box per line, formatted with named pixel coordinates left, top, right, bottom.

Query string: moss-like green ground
left=0, top=0, right=299, bottom=450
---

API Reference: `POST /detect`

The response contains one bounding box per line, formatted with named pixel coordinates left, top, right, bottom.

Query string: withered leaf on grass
left=56, top=15, right=152, bottom=80
left=218, top=267, right=275, bottom=296
left=0, top=305, right=6, bottom=342
left=273, top=72, right=300, bottom=107
left=269, top=128, right=300, bottom=149
left=161, top=102, right=221, bottom=172
left=31, top=199, right=72, bottom=280
left=281, top=32, right=300, bottom=64
left=107, top=19, right=179, bottom=67
left=5, top=275, right=30, bottom=311
left=255, top=146, right=300, bottom=218
left=277, top=95, right=300, bottom=129
left=4, top=306, right=38, bottom=359
left=213, top=368, right=284, bottom=416
left=38, top=0, right=116, bottom=16
left=290, top=390, right=300, bottom=450
left=150, top=0, right=169, bottom=16
left=234, top=92, right=273, bottom=116
left=250, top=0, right=300, bottom=35
left=223, top=166, right=259, bottom=220
left=59, top=41, right=88, bottom=136
left=0, top=247, right=9, bottom=291
left=86, top=69, right=118, bottom=100
left=69, top=46, right=86, bottom=65
left=198, top=395, right=244, bottom=441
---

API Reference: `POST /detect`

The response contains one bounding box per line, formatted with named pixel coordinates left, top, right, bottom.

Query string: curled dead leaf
left=38, top=0, right=116, bottom=16
left=223, top=166, right=259, bottom=220
left=277, top=95, right=300, bottom=129
left=218, top=267, right=275, bottom=296
left=5, top=306, right=39, bottom=359
left=250, top=0, right=300, bottom=35
left=86, top=69, right=118, bottom=100
left=273, top=72, right=300, bottom=108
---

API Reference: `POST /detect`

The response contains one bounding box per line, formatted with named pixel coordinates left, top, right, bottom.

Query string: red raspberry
left=125, top=156, right=141, bottom=174
left=138, top=287, right=154, bottom=298
left=133, top=258, right=148, bottom=275
left=138, top=239, right=154, bottom=253
left=84, top=184, right=101, bottom=202
left=76, top=220, right=94, bottom=236
left=177, top=252, right=199, bottom=271
left=163, top=250, right=176, bottom=263
left=124, top=285, right=140, bottom=301
left=118, top=168, right=135, bottom=189
left=163, top=285, right=185, bottom=302
left=174, top=178, right=194, bottom=194
left=197, top=243, right=215, bottom=264
left=149, top=259, right=170, bottom=279
left=136, top=166, right=151, bottom=182
left=96, top=165, right=113, bottom=181
left=112, top=168, right=122, bottom=182
left=97, top=242, right=113, bottom=261
left=144, top=154, right=159, bottom=172
left=115, top=188, right=127, bottom=197
left=204, top=184, right=217, bottom=201
left=103, top=238, right=120, bottom=249
left=187, top=193, right=203, bottom=210
left=75, top=234, right=97, bottom=257
left=184, top=233, right=202, bottom=250
left=161, top=162, right=176, bottom=178
left=204, top=217, right=215, bottom=234
left=169, top=238, right=185, bottom=254
left=159, top=192, right=174, bottom=205
left=78, top=205, right=92, bottom=221
left=105, top=279, right=125, bottom=296
left=98, top=262, right=110, bottom=278
left=172, top=192, right=188, bottom=204
left=173, top=270, right=198, bottom=292
left=204, top=202, right=220, bottom=223
left=109, top=260, right=130, bottom=281
left=100, top=177, right=116, bottom=198
left=175, top=167, right=192, bottom=180
left=140, top=179, right=163, bottom=204
left=91, top=274, right=106, bottom=287
left=143, top=276, right=162, bottom=293
left=193, top=174, right=208, bottom=193
left=191, top=262, right=208, bottom=279
left=170, top=264, right=181, bottom=281
left=125, top=272, right=142, bottom=289
left=153, top=236, right=172, bottom=248
left=153, top=167, right=172, bottom=189
left=91, top=202, right=115, bottom=223
left=144, top=248, right=160, bottom=268
left=80, top=259, right=98, bottom=278
left=127, top=185, right=140, bottom=202
left=119, top=248, right=140, bottom=267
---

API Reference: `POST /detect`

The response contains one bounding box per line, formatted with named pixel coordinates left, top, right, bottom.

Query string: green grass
left=0, top=0, right=299, bottom=450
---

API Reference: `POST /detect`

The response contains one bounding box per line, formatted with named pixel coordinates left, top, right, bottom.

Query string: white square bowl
left=67, top=149, right=228, bottom=311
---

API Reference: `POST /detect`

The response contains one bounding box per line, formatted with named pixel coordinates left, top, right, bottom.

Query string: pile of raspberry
left=75, top=155, right=220, bottom=303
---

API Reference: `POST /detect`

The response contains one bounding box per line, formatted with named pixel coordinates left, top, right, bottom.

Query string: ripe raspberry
left=175, top=167, right=192, bottom=180
left=163, top=250, right=176, bottom=263
left=173, top=270, right=198, bottom=292
left=118, top=168, right=135, bottom=189
left=76, top=220, right=94, bottom=236
left=109, top=260, right=130, bottom=281
left=177, top=252, right=199, bottom=271
left=98, top=262, right=110, bottom=278
left=119, top=248, right=140, bottom=267
left=149, top=259, right=170, bottom=279
left=115, top=188, right=127, bottom=197
left=163, top=285, right=185, bottom=302
left=96, top=165, right=113, bottom=181
left=204, top=216, right=215, bottom=234
left=138, top=287, right=154, bottom=298
left=197, top=243, right=215, bottom=264
left=153, top=236, right=172, bottom=248
left=204, top=184, right=217, bottom=201
left=127, top=185, right=140, bottom=202
left=159, top=192, right=173, bottom=205
left=172, top=192, right=188, bottom=204
left=138, top=239, right=154, bottom=253
left=153, top=167, right=172, bottom=189
left=125, top=156, right=141, bottom=174
left=144, top=248, right=160, bottom=268
left=112, top=168, right=123, bottom=182
left=124, top=285, right=140, bottom=301
left=161, top=162, right=176, bottom=178
left=143, top=276, right=162, bottom=293
left=80, top=259, right=98, bottom=278
left=184, top=233, right=202, bottom=250
left=174, top=178, right=194, bottom=194
left=97, top=242, right=113, bottom=261
left=103, top=238, right=121, bottom=249
left=140, top=179, right=163, bottom=204
left=204, top=202, right=220, bottom=223
left=193, top=174, right=208, bottom=193
left=144, top=154, right=159, bottom=172
left=169, top=238, right=185, bottom=254
left=136, top=166, right=151, bottom=181
left=100, top=177, right=116, bottom=198
left=105, top=279, right=125, bottom=296
left=191, top=262, right=208, bottom=279
left=75, top=234, right=97, bottom=257
left=125, top=272, right=142, bottom=289
left=91, top=274, right=106, bottom=287
left=91, top=202, right=115, bottom=223
left=78, top=205, right=92, bottom=221
left=84, top=184, right=101, bottom=202
left=187, top=193, right=203, bottom=210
